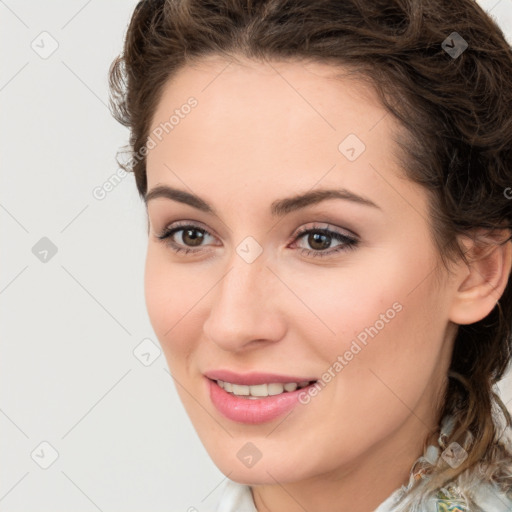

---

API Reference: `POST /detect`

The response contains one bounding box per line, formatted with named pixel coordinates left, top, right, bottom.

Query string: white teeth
left=267, top=383, right=284, bottom=395
left=249, top=384, right=269, bottom=397
left=231, top=384, right=250, bottom=395
left=217, top=380, right=313, bottom=398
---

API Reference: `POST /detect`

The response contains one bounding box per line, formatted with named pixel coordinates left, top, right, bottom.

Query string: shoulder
left=214, top=478, right=257, bottom=512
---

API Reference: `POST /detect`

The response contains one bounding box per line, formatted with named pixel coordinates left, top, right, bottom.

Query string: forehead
left=148, top=57, right=396, bottom=163
left=145, top=55, right=427, bottom=221
left=149, top=55, right=384, bottom=137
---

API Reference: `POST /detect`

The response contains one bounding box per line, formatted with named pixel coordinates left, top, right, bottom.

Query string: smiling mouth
left=210, top=378, right=317, bottom=399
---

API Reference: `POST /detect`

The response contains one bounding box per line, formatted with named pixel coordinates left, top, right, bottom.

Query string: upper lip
left=204, top=369, right=318, bottom=386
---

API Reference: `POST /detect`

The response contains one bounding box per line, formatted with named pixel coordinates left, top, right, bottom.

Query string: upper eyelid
left=294, top=223, right=357, bottom=238
left=155, top=219, right=210, bottom=234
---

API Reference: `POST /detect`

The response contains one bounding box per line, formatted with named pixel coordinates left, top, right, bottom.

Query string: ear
left=448, top=229, right=512, bottom=325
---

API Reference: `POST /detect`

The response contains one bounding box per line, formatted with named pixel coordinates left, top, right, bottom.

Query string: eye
left=155, top=221, right=359, bottom=258
left=291, top=223, right=358, bottom=258
left=155, top=221, right=216, bottom=255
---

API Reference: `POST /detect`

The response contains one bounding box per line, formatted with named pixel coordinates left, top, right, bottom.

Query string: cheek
left=302, top=242, right=445, bottom=389
left=144, top=249, right=170, bottom=338
left=324, top=256, right=445, bottom=415
left=143, top=247, right=198, bottom=364
left=284, top=253, right=405, bottom=356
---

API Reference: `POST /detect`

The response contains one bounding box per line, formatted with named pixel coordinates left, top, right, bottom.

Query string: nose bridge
left=217, top=227, right=271, bottom=308
left=226, top=257, right=264, bottom=304
left=216, top=249, right=270, bottom=322
left=203, top=246, right=284, bottom=350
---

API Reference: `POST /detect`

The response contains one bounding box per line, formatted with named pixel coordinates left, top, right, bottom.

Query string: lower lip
left=207, top=378, right=315, bottom=424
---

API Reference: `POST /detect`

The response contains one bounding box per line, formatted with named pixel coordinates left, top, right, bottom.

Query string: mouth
left=205, top=374, right=320, bottom=424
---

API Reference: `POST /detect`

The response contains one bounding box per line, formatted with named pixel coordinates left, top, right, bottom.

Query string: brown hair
left=108, top=0, right=512, bottom=502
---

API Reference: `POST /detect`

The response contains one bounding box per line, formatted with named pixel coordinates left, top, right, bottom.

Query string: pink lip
left=205, top=376, right=318, bottom=425
left=203, top=369, right=317, bottom=386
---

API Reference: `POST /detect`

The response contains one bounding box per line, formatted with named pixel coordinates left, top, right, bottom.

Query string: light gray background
left=1, top=1, right=511, bottom=510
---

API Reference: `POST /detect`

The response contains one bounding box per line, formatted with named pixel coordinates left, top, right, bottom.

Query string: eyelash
left=155, top=221, right=359, bottom=259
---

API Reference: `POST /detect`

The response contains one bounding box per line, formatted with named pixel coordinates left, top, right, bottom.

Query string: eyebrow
left=144, top=185, right=381, bottom=216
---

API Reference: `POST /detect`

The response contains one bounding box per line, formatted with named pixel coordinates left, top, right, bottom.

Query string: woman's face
left=144, top=56, right=459, bottom=485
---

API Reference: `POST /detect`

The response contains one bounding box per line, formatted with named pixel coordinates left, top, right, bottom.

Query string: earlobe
left=448, top=230, right=512, bottom=326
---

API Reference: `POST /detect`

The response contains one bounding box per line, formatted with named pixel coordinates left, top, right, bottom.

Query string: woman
left=108, top=0, right=512, bottom=510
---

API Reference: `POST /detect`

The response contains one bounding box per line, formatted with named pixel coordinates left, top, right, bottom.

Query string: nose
left=202, top=254, right=287, bottom=352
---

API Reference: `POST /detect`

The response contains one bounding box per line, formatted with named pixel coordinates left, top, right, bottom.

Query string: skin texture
left=143, top=56, right=512, bottom=512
